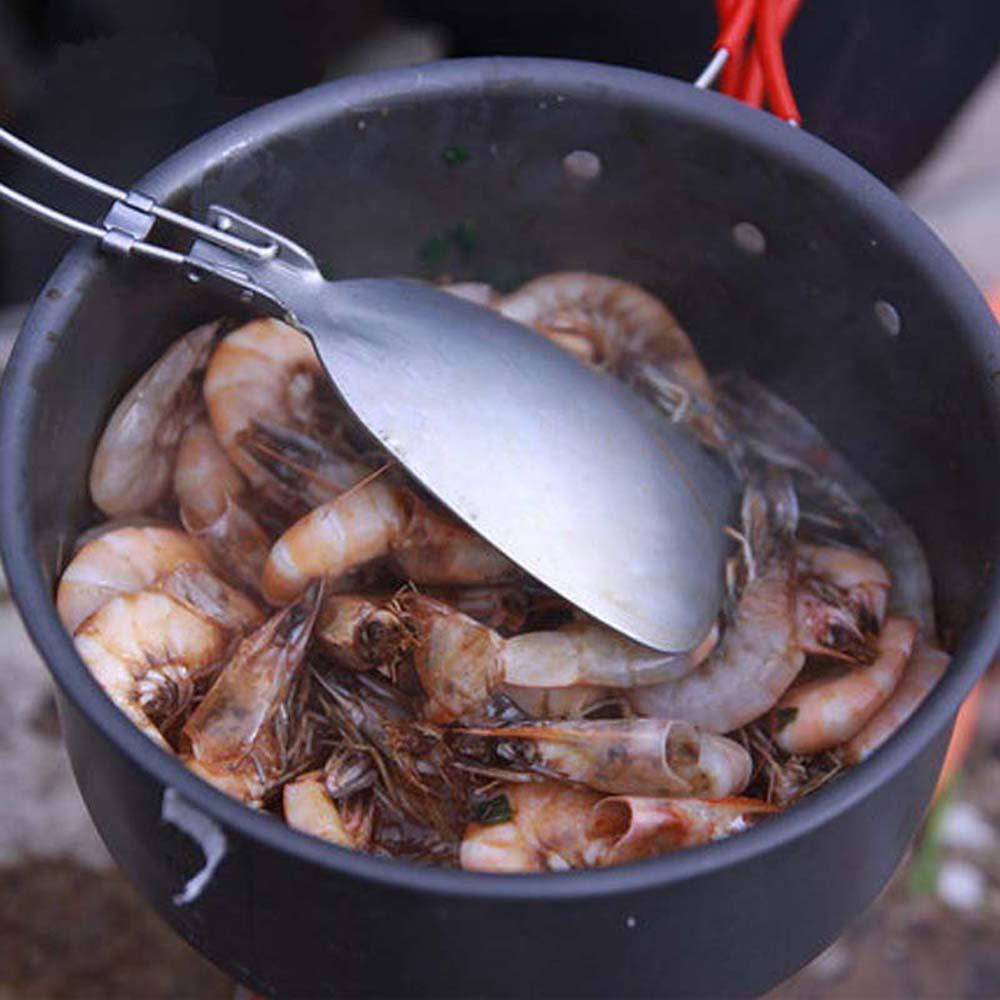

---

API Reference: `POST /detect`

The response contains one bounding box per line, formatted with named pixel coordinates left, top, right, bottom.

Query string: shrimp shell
left=203, top=318, right=324, bottom=488
left=459, top=719, right=752, bottom=797
left=89, top=320, right=219, bottom=517
left=283, top=770, right=374, bottom=849
left=74, top=590, right=233, bottom=748
left=174, top=421, right=272, bottom=595
left=182, top=583, right=323, bottom=803
left=630, top=474, right=804, bottom=731
left=715, top=372, right=937, bottom=638
left=57, top=525, right=211, bottom=632
left=772, top=616, right=918, bottom=755
left=501, top=623, right=712, bottom=689
left=588, top=796, right=778, bottom=866
left=498, top=272, right=711, bottom=396
left=315, top=594, right=410, bottom=673
left=262, top=482, right=517, bottom=605
left=841, top=640, right=951, bottom=764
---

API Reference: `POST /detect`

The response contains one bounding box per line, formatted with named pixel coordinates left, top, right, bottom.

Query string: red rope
left=756, top=0, right=802, bottom=123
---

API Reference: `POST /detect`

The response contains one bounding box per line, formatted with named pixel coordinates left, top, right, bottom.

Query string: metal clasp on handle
left=0, top=125, right=280, bottom=266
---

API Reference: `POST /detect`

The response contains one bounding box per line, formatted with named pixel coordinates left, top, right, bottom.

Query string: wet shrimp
left=794, top=544, right=891, bottom=663
left=498, top=272, right=711, bottom=396
left=397, top=595, right=716, bottom=723
left=315, top=594, right=413, bottom=675
left=587, top=795, right=778, bottom=867
left=771, top=616, right=918, bottom=755
left=798, top=544, right=890, bottom=625
left=630, top=473, right=805, bottom=732
left=715, top=372, right=937, bottom=638
left=842, top=640, right=951, bottom=764
left=457, top=718, right=752, bottom=797
left=460, top=782, right=775, bottom=872
left=182, top=583, right=323, bottom=805
left=203, top=319, right=366, bottom=497
left=502, top=685, right=619, bottom=720
left=283, top=769, right=374, bottom=850
left=174, top=421, right=272, bottom=594
left=57, top=524, right=210, bottom=632
left=261, top=481, right=518, bottom=605
left=89, top=321, right=219, bottom=517
left=73, top=570, right=261, bottom=748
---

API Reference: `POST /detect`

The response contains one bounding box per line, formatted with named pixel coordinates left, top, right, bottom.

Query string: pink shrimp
left=89, top=321, right=219, bottom=517
left=771, top=616, right=918, bottom=755
left=460, top=782, right=776, bottom=872
left=283, top=769, right=374, bottom=850
left=629, top=472, right=805, bottom=731
left=498, top=272, right=711, bottom=396
left=841, top=640, right=951, bottom=764
left=174, top=421, right=272, bottom=595
left=57, top=525, right=211, bottom=633
left=261, top=481, right=518, bottom=605
left=72, top=567, right=261, bottom=748
left=400, top=595, right=711, bottom=723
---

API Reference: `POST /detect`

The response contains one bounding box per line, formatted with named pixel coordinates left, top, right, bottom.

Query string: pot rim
left=3, top=56, right=999, bottom=901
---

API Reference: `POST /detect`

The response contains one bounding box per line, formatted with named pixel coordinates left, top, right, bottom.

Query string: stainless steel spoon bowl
left=0, top=130, right=734, bottom=651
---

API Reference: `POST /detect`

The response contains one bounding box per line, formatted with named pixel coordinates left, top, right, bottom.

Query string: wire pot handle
left=0, top=125, right=278, bottom=264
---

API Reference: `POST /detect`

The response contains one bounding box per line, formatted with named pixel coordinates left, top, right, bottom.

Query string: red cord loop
left=712, top=0, right=803, bottom=125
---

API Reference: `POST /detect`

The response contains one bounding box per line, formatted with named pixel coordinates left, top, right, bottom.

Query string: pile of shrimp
left=56, top=272, right=950, bottom=872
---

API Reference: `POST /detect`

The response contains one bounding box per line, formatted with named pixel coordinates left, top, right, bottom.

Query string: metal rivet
left=732, top=222, right=766, bottom=256
left=215, top=215, right=232, bottom=232
left=563, top=150, right=602, bottom=182
left=874, top=299, right=901, bottom=337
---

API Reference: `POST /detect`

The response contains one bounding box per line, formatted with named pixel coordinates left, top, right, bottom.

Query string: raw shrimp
left=89, top=321, right=220, bottom=517
left=261, top=481, right=518, bottom=605
left=73, top=578, right=257, bottom=749
left=283, top=769, right=374, bottom=850
left=498, top=272, right=711, bottom=396
left=457, top=718, right=752, bottom=797
left=174, top=421, right=272, bottom=594
left=57, top=524, right=210, bottom=632
left=400, top=595, right=715, bottom=723
left=630, top=473, right=805, bottom=732
left=182, top=583, right=323, bottom=805
left=771, top=616, right=918, bottom=755
left=715, top=372, right=937, bottom=638
left=842, top=640, right=951, bottom=764
left=203, top=319, right=364, bottom=495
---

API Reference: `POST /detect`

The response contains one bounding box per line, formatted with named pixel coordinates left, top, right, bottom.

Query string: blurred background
left=0, top=2, right=999, bottom=997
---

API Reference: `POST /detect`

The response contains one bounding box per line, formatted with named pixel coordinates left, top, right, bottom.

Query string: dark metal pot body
left=2, top=59, right=999, bottom=999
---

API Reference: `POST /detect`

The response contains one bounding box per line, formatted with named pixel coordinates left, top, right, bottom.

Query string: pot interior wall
left=27, top=77, right=1000, bottom=645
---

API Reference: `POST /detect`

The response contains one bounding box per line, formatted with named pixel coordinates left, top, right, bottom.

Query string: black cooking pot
left=2, top=59, right=999, bottom=999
